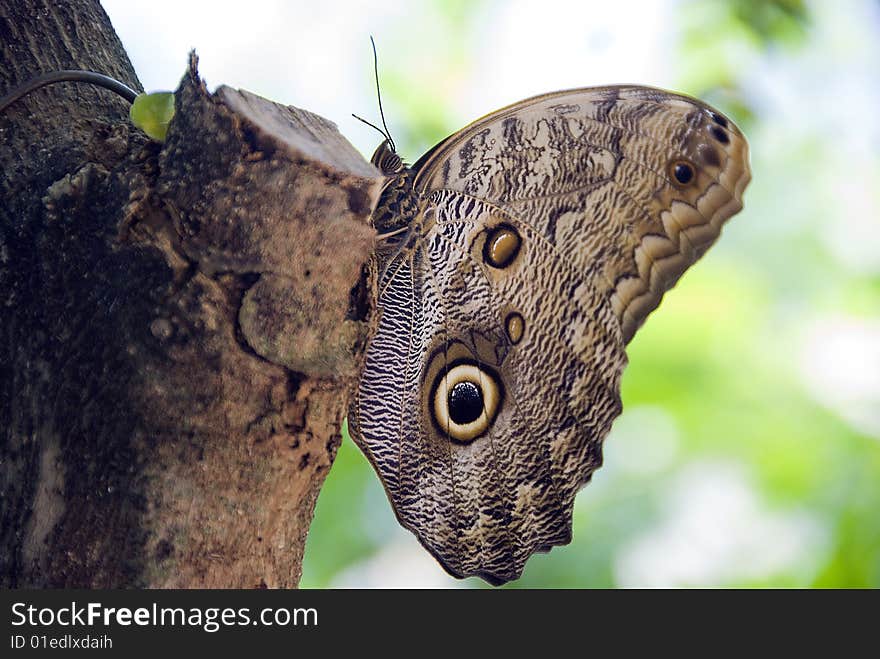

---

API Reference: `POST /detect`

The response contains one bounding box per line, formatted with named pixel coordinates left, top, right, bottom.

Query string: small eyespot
left=431, top=363, right=502, bottom=443
left=483, top=224, right=522, bottom=269
left=505, top=312, right=525, bottom=345
left=697, top=143, right=721, bottom=168
left=670, top=160, right=695, bottom=186
left=708, top=111, right=728, bottom=128
left=709, top=125, right=730, bottom=144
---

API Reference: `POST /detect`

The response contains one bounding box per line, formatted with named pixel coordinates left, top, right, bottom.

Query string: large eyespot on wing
left=392, top=85, right=750, bottom=584
left=429, top=360, right=503, bottom=443
left=405, top=192, right=621, bottom=585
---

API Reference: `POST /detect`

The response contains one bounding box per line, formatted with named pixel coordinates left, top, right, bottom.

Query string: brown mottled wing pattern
left=350, top=85, right=750, bottom=584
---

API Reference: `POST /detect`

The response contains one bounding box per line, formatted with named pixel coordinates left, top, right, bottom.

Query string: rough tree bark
left=0, top=0, right=381, bottom=587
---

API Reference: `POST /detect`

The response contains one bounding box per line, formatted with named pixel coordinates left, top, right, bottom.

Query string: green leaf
left=129, top=92, right=175, bottom=142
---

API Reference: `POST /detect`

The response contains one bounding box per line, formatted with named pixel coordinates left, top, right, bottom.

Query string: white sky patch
left=330, top=535, right=465, bottom=588
left=465, top=0, right=676, bottom=125
left=603, top=405, right=681, bottom=477
left=101, top=0, right=408, bottom=158
left=820, top=169, right=880, bottom=275
left=800, top=316, right=880, bottom=439
left=614, top=461, right=828, bottom=587
left=101, top=0, right=677, bottom=160
left=750, top=0, right=880, bottom=152
left=747, top=0, right=880, bottom=275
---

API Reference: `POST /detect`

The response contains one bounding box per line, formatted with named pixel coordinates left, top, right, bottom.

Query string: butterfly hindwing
left=351, top=85, right=750, bottom=584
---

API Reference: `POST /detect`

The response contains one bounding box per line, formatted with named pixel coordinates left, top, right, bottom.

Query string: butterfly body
left=350, top=86, right=750, bottom=584
left=371, top=148, right=418, bottom=233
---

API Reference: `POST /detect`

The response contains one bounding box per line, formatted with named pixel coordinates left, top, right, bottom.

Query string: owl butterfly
left=350, top=85, right=750, bottom=585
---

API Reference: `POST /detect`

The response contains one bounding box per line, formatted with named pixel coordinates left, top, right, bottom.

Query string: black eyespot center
left=448, top=381, right=484, bottom=425
left=710, top=125, right=730, bottom=144
left=673, top=161, right=694, bottom=185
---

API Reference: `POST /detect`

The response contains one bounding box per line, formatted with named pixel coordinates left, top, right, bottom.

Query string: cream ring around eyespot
left=432, top=363, right=501, bottom=443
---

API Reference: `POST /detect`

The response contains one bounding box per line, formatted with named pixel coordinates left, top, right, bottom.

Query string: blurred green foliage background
left=106, top=0, right=880, bottom=587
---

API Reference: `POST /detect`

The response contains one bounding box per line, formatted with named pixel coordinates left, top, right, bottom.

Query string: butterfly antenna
left=370, top=35, right=396, bottom=152
left=351, top=112, right=391, bottom=142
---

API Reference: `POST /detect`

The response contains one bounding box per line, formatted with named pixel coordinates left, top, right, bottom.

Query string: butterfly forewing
left=351, top=85, right=750, bottom=584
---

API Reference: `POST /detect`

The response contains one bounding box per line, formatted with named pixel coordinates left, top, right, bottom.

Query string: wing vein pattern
left=351, top=85, right=750, bottom=584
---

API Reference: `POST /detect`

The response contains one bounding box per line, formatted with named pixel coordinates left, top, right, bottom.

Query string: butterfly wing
left=351, top=85, right=750, bottom=584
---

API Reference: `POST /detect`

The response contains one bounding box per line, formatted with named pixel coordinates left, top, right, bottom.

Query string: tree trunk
left=0, top=0, right=380, bottom=587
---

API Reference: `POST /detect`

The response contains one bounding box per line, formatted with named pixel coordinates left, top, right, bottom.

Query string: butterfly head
left=371, top=139, right=405, bottom=176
